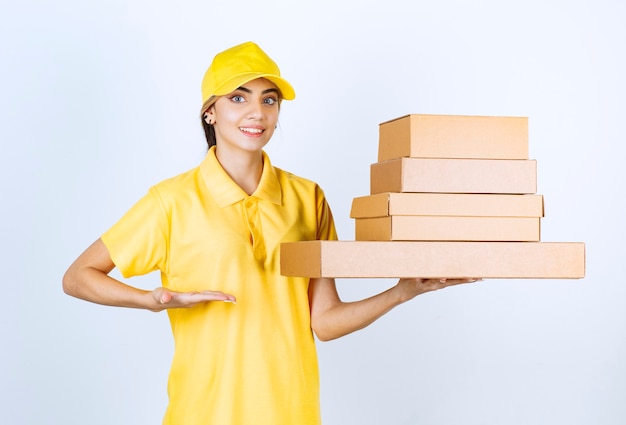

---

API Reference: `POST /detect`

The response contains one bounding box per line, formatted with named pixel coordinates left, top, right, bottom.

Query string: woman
left=63, top=41, right=476, bottom=425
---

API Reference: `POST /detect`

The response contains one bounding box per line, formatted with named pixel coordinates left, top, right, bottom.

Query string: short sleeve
left=101, top=187, right=169, bottom=278
left=315, top=186, right=338, bottom=241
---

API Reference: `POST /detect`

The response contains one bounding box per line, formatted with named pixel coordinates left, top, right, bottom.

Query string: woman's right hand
left=150, top=288, right=236, bottom=311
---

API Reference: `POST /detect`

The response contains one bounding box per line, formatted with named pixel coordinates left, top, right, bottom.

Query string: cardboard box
left=355, top=216, right=541, bottom=241
left=280, top=241, right=585, bottom=279
left=350, top=193, right=544, bottom=218
left=378, top=114, right=529, bottom=161
left=370, top=158, right=537, bottom=194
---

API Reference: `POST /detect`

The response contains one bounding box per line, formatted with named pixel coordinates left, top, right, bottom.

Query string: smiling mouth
left=240, top=127, right=264, bottom=135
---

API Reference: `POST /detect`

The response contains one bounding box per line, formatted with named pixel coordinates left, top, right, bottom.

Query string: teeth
left=240, top=127, right=263, bottom=134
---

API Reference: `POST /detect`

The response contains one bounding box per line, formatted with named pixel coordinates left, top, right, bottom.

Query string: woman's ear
left=204, top=106, right=216, bottom=125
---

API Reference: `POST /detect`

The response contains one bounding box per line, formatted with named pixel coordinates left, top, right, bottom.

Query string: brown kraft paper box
left=378, top=114, right=529, bottom=161
left=370, top=157, right=537, bottom=194
left=354, top=216, right=541, bottom=241
left=280, top=241, right=585, bottom=279
left=350, top=193, right=544, bottom=218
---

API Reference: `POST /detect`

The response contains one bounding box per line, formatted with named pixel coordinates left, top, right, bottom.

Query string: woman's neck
left=214, top=147, right=264, bottom=196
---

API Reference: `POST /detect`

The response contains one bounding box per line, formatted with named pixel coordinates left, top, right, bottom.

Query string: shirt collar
left=200, top=147, right=282, bottom=207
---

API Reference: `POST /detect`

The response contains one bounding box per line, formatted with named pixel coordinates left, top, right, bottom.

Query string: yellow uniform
left=102, top=147, right=337, bottom=424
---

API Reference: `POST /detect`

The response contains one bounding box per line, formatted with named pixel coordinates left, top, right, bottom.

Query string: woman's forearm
left=63, top=264, right=153, bottom=309
left=309, top=277, right=479, bottom=341
left=311, top=285, right=403, bottom=341
left=62, top=238, right=156, bottom=310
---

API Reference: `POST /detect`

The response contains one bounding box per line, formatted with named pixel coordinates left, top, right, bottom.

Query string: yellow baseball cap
left=200, top=41, right=296, bottom=114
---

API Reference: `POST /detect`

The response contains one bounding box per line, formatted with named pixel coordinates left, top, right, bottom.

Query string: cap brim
left=200, top=73, right=295, bottom=115
left=213, top=72, right=295, bottom=100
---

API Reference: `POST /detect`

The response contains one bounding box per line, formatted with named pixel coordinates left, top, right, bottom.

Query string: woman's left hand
left=394, top=277, right=482, bottom=303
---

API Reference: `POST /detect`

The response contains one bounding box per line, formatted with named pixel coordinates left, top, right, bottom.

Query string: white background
left=2, top=0, right=624, bottom=424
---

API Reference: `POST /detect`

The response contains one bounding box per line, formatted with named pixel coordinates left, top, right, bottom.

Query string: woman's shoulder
left=148, top=164, right=204, bottom=199
left=273, top=165, right=322, bottom=190
left=271, top=165, right=331, bottom=204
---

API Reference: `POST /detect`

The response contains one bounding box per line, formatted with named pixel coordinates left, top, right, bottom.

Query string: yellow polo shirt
left=101, top=147, right=337, bottom=425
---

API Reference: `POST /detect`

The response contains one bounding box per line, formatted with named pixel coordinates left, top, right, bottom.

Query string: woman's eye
left=264, top=97, right=277, bottom=105
left=231, top=95, right=245, bottom=103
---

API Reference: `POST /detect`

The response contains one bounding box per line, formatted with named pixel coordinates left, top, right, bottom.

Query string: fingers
left=151, top=287, right=237, bottom=309
left=402, top=277, right=482, bottom=291
left=395, top=277, right=483, bottom=303
left=178, top=291, right=237, bottom=307
left=436, top=278, right=482, bottom=286
left=191, top=290, right=237, bottom=304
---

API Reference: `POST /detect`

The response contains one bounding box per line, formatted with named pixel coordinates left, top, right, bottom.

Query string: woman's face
left=207, top=78, right=280, bottom=154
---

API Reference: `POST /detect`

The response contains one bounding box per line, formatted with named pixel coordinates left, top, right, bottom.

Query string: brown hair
left=201, top=118, right=217, bottom=149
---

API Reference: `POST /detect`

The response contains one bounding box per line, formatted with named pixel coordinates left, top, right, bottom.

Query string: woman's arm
left=62, top=238, right=235, bottom=311
left=308, top=277, right=479, bottom=341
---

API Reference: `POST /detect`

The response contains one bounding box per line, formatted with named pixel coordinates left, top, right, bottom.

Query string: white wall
left=2, top=0, right=624, bottom=424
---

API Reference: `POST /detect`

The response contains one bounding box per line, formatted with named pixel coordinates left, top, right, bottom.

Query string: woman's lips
left=240, top=127, right=264, bottom=136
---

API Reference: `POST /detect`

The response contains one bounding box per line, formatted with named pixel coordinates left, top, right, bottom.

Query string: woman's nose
left=247, top=100, right=264, bottom=120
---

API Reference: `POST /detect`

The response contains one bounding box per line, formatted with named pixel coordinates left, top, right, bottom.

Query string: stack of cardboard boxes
left=281, top=114, right=585, bottom=279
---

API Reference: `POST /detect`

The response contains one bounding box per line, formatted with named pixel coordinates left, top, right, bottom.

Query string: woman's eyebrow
left=235, top=86, right=279, bottom=95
